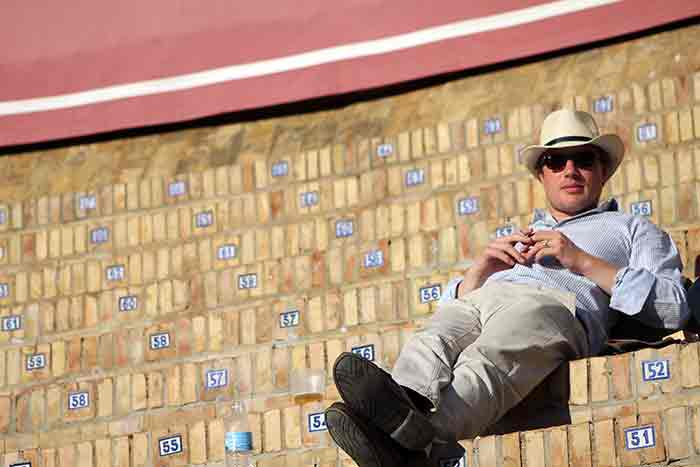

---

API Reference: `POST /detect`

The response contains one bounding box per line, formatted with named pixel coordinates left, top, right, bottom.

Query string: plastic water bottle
left=225, top=400, right=253, bottom=467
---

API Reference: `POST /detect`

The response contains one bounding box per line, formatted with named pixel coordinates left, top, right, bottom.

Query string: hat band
left=544, top=136, right=592, bottom=146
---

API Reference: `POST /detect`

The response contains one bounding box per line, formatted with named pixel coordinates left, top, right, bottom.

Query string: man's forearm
left=574, top=252, right=619, bottom=295
left=457, top=269, right=489, bottom=298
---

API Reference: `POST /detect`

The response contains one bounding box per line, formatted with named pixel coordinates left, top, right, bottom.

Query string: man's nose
left=562, top=159, right=578, bottom=174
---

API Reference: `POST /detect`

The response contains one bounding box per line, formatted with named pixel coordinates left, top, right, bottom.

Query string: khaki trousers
left=392, top=282, right=590, bottom=440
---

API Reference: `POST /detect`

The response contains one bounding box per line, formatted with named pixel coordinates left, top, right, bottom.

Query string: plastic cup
left=290, top=368, right=326, bottom=404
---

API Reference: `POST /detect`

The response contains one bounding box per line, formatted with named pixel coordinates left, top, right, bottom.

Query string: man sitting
left=325, top=109, right=689, bottom=466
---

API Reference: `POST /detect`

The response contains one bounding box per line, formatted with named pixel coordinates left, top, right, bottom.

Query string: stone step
left=489, top=335, right=693, bottom=435
left=2, top=401, right=698, bottom=467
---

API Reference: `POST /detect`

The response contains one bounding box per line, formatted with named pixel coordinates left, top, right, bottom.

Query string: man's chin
left=555, top=200, right=596, bottom=216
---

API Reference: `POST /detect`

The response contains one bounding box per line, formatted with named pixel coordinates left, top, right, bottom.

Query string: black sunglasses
left=537, top=151, right=601, bottom=172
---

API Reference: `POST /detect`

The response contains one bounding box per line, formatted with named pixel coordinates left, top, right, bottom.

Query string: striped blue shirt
left=442, top=199, right=689, bottom=354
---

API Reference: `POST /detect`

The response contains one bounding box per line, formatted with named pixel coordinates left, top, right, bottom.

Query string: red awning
left=1, top=0, right=699, bottom=148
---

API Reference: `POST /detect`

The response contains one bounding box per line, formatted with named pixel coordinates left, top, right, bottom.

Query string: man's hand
left=458, top=230, right=533, bottom=297
left=458, top=229, right=620, bottom=298
left=525, top=230, right=588, bottom=273
left=525, top=230, right=618, bottom=294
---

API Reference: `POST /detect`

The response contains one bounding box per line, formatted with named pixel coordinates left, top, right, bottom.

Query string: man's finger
left=489, top=245, right=526, bottom=264
left=530, top=231, right=561, bottom=243
left=491, top=243, right=527, bottom=264
left=524, top=242, right=546, bottom=260
left=496, top=233, right=532, bottom=245
left=530, top=231, right=552, bottom=240
left=533, top=241, right=559, bottom=262
left=534, top=248, right=550, bottom=263
left=485, top=248, right=515, bottom=266
left=523, top=247, right=537, bottom=261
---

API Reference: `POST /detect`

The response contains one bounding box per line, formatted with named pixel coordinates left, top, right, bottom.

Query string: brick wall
left=0, top=21, right=700, bottom=467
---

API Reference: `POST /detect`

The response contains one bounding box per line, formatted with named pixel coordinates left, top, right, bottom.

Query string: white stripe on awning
left=0, top=0, right=619, bottom=117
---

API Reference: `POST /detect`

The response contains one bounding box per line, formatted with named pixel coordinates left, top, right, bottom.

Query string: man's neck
left=549, top=202, right=599, bottom=222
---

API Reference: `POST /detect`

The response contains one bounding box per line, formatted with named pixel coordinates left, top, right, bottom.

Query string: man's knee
left=421, top=300, right=480, bottom=340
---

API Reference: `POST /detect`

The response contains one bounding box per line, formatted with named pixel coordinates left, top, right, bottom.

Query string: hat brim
left=521, top=134, right=624, bottom=182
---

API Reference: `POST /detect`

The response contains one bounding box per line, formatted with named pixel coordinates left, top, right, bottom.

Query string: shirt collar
left=530, top=198, right=619, bottom=229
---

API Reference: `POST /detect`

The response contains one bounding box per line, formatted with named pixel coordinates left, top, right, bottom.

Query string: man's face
left=537, top=145, right=608, bottom=218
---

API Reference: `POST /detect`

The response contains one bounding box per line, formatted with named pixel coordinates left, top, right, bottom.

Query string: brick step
left=0, top=323, right=419, bottom=436
left=0, top=309, right=421, bottom=393
left=1, top=321, right=697, bottom=440
left=483, top=338, right=691, bottom=437
left=4, top=162, right=700, bottom=305
left=0, top=395, right=335, bottom=463
left=5, top=176, right=700, bottom=302
left=2, top=400, right=699, bottom=467
left=0, top=269, right=420, bottom=345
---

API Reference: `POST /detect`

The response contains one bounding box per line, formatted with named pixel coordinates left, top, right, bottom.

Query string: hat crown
left=539, top=109, right=600, bottom=146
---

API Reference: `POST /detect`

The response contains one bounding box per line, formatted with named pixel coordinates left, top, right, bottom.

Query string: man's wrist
left=459, top=272, right=482, bottom=296
left=573, top=251, right=596, bottom=276
left=573, top=251, right=618, bottom=294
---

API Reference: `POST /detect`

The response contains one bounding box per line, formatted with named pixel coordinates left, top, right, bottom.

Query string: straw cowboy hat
left=521, top=109, right=625, bottom=181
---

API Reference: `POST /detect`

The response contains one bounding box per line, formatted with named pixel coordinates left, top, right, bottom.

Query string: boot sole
left=326, top=403, right=383, bottom=467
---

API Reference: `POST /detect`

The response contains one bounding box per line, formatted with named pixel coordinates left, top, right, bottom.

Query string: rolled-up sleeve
left=609, top=219, right=689, bottom=329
